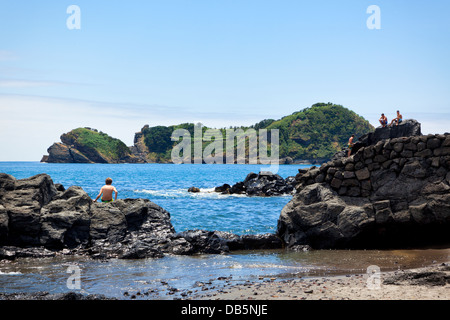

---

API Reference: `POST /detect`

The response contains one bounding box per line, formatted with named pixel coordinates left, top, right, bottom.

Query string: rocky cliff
left=42, top=128, right=143, bottom=164
left=0, top=173, right=281, bottom=260
left=277, top=120, right=450, bottom=249
left=129, top=125, right=151, bottom=163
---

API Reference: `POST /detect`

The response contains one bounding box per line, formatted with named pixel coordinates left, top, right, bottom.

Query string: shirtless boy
left=347, top=134, right=355, bottom=157
left=390, top=110, right=403, bottom=126
left=93, top=177, right=118, bottom=203
left=379, top=113, right=388, bottom=127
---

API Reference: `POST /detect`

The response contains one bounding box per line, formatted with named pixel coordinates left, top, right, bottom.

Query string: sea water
left=0, top=162, right=304, bottom=234
left=0, top=162, right=449, bottom=299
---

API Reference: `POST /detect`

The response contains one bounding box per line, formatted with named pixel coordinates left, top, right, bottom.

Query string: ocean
left=0, top=162, right=449, bottom=299
left=0, top=162, right=304, bottom=234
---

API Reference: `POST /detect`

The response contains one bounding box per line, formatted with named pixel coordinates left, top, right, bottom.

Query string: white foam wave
left=246, top=263, right=309, bottom=270
left=134, top=188, right=249, bottom=199
left=0, top=271, right=22, bottom=275
left=227, top=263, right=308, bottom=271
left=135, top=189, right=185, bottom=198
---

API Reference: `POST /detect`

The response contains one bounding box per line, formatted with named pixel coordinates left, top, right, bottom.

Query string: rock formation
left=42, top=128, right=143, bottom=164
left=0, top=173, right=282, bottom=260
left=214, top=172, right=297, bottom=196
left=129, top=125, right=151, bottom=163
left=42, top=103, right=375, bottom=164
left=331, top=119, right=423, bottom=160
left=277, top=120, right=450, bottom=249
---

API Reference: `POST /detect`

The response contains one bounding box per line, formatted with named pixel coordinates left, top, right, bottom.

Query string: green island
left=42, top=103, right=374, bottom=164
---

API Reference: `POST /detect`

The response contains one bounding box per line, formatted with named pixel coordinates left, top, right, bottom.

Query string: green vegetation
left=265, top=103, right=374, bottom=160
left=62, top=127, right=132, bottom=162
left=140, top=103, right=374, bottom=162
left=55, top=104, right=373, bottom=164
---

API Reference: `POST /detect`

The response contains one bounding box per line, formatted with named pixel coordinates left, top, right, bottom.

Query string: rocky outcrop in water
left=42, top=128, right=142, bottom=164
left=277, top=121, right=450, bottom=249
left=0, top=174, right=282, bottom=260
left=214, top=172, right=297, bottom=196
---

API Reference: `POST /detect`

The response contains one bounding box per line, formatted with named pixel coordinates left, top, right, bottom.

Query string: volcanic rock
left=278, top=121, right=450, bottom=249
left=0, top=174, right=283, bottom=260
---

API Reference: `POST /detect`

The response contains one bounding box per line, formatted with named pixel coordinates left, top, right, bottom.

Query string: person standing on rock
left=347, top=135, right=355, bottom=157
left=390, top=110, right=403, bottom=126
left=379, top=113, right=388, bottom=127
left=93, top=177, right=118, bottom=203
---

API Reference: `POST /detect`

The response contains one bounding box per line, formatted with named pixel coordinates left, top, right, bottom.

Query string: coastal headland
left=1, top=119, right=449, bottom=300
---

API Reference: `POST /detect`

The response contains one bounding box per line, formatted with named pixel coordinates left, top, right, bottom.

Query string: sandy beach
left=191, top=262, right=450, bottom=300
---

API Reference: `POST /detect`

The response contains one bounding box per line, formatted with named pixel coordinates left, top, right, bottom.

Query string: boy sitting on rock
left=93, top=177, right=118, bottom=203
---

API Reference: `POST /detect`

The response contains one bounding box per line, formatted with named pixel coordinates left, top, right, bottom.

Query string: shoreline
left=190, top=261, right=450, bottom=300
left=0, top=260, right=448, bottom=300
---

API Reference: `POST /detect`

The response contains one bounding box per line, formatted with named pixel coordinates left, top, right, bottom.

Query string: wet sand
left=191, top=262, right=450, bottom=300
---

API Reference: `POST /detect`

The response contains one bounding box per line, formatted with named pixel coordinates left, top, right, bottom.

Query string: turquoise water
left=1, top=162, right=449, bottom=299
left=0, top=162, right=308, bottom=234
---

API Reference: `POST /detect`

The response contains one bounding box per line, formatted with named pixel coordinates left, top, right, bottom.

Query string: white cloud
left=0, top=79, right=67, bottom=88
left=0, top=94, right=266, bottom=161
left=0, top=50, right=17, bottom=61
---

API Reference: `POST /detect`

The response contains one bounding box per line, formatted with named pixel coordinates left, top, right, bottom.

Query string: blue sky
left=1, top=0, right=449, bottom=160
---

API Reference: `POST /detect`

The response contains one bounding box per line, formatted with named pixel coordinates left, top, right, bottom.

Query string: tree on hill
left=140, top=103, right=374, bottom=162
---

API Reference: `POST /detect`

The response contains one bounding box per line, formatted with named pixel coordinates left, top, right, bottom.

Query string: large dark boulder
left=174, top=230, right=230, bottom=254
left=213, top=231, right=283, bottom=250
left=0, top=174, right=57, bottom=246
left=344, top=119, right=422, bottom=158
left=332, top=119, right=422, bottom=160
left=0, top=174, right=180, bottom=259
left=0, top=173, right=283, bottom=260
left=39, top=186, right=92, bottom=249
left=216, top=172, right=296, bottom=197
left=278, top=181, right=450, bottom=249
left=278, top=129, right=450, bottom=249
left=360, top=119, right=422, bottom=145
